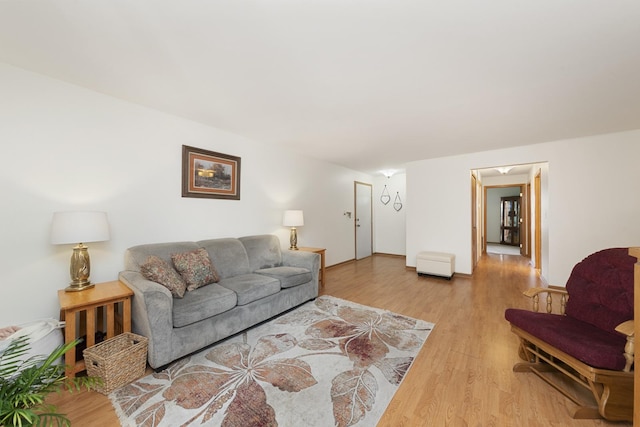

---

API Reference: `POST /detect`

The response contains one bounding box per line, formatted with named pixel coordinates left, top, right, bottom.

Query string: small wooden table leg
left=64, top=310, right=76, bottom=379
left=106, top=303, right=115, bottom=338
left=123, top=299, right=132, bottom=333
left=86, top=308, right=96, bottom=350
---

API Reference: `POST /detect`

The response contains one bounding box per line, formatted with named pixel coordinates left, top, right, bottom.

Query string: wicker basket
left=83, top=332, right=148, bottom=394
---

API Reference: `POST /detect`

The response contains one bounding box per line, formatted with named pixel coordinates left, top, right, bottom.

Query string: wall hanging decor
left=182, top=145, right=241, bottom=200
left=380, top=185, right=391, bottom=205
left=394, top=192, right=403, bottom=211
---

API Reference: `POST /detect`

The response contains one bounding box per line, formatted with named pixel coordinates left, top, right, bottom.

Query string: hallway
left=487, top=242, right=523, bottom=256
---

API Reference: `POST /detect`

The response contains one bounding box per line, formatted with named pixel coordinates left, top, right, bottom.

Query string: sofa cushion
left=239, top=235, right=283, bottom=271
left=198, top=238, right=251, bottom=279
left=505, top=308, right=628, bottom=370
left=254, top=266, right=312, bottom=289
left=564, top=248, right=634, bottom=333
left=218, top=274, right=280, bottom=305
left=140, top=255, right=187, bottom=298
left=172, top=248, right=220, bottom=291
left=172, top=283, right=237, bottom=328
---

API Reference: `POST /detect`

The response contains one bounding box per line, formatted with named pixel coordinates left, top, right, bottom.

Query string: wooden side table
left=298, top=247, right=326, bottom=287
left=58, top=280, right=133, bottom=378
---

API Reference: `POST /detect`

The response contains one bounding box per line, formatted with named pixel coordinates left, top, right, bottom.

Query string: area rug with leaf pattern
left=110, top=295, right=435, bottom=427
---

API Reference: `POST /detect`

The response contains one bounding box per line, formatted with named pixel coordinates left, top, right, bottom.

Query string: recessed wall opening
left=471, top=162, right=548, bottom=271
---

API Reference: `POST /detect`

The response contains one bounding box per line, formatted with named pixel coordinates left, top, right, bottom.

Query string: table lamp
left=283, top=210, right=304, bottom=250
left=51, top=211, right=110, bottom=292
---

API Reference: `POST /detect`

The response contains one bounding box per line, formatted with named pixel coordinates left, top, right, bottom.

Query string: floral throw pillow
left=140, top=255, right=187, bottom=298
left=171, top=248, right=220, bottom=291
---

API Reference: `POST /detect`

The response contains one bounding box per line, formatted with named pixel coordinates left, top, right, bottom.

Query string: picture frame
left=182, top=145, right=241, bottom=200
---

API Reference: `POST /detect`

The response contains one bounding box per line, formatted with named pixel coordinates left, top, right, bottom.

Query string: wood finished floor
left=48, top=253, right=632, bottom=426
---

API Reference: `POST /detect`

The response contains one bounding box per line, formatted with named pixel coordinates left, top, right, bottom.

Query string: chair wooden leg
left=571, top=406, right=601, bottom=419
left=597, top=377, right=634, bottom=421
left=517, top=341, right=531, bottom=361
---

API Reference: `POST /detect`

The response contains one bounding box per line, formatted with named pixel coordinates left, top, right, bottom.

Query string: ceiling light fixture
left=495, top=166, right=514, bottom=175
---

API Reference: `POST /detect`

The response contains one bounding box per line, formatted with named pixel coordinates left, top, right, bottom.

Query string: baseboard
left=326, top=259, right=355, bottom=269
left=372, top=252, right=406, bottom=259
left=327, top=253, right=407, bottom=269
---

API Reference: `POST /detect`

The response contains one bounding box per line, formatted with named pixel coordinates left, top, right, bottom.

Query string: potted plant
left=0, top=335, right=99, bottom=427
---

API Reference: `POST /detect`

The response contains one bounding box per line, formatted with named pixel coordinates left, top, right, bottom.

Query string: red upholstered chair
left=504, top=247, right=636, bottom=421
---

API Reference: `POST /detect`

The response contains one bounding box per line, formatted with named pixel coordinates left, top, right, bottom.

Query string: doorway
left=471, top=173, right=478, bottom=271
left=354, top=182, right=372, bottom=260
left=485, top=186, right=523, bottom=254
left=472, top=163, right=544, bottom=268
left=534, top=171, right=541, bottom=269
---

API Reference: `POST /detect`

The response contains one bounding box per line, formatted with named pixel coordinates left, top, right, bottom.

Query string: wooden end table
left=58, top=280, right=133, bottom=378
left=298, top=247, right=326, bottom=287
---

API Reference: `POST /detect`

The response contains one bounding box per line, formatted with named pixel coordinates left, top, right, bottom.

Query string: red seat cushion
left=505, top=308, right=628, bottom=370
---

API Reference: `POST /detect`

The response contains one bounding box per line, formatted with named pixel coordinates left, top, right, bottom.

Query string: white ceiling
left=1, top=1, right=639, bottom=174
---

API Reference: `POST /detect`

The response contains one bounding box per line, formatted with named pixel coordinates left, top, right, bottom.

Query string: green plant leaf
left=0, top=334, right=100, bottom=427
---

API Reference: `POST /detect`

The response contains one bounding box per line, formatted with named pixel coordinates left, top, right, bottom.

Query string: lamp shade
left=51, top=211, right=110, bottom=245
left=282, top=210, right=304, bottom=227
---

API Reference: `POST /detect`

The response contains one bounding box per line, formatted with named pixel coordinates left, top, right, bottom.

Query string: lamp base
left=65, top=281, right=95, bottom=292
left=289, top=227, right=299, bottom=250
left=66, top=244, right=93, bottom=292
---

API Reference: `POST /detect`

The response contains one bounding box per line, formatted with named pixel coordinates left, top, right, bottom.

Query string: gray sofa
left=118, top=234, right=319, bottom=369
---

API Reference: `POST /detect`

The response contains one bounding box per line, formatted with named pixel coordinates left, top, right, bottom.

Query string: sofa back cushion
left=198, top=238, right=251, bottom=279
left=565, top=247, right=634, bottom=333
left=239, top=235, right=283, bottom=271
left=124, top=242, right=200, bottom=272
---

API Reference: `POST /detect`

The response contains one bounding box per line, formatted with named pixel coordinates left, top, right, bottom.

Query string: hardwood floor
left=48, top=253, right=631, bottom=426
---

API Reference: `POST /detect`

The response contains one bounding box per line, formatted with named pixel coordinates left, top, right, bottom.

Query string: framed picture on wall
left=181, top=145, right=241, bottom=200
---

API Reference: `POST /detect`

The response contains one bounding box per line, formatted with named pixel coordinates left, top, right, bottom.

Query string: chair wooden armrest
left=522, top=286, right=569, bottom=314
left=614, top=319, right=635, bottom=372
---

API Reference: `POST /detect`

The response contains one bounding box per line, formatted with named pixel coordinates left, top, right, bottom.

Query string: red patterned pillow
left=140, top=255, right=187, bottom=298
left=171, top=248, right=219, bottom=291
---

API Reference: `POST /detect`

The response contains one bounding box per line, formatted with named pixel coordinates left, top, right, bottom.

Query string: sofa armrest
left=118, top=270, right=175, bottom=368
left=282, top=250, right=320, bottom=285
left=523, top=286, right=568, bottom=315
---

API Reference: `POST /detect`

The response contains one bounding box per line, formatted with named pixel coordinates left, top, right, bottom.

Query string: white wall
left=373, top=173, right=406, bottom=255
left=0, top=63, right=371, bottom=326
left=406, top=132, right=640, bottom=286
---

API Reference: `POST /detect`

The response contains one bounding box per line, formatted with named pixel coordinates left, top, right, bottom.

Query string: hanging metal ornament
left=380, top=184, right=391, bottom=205
left=394, top=192, right=403, bottom=211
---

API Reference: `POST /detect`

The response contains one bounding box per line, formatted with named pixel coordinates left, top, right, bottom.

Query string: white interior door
left=355, top=182, right=372, bottom=260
